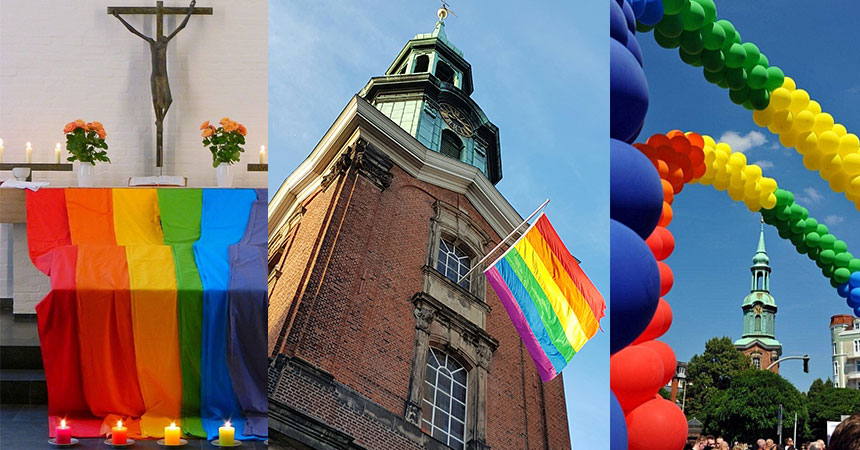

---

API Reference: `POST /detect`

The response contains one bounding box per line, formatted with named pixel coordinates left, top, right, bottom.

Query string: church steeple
left=358, top=7, right=502, bottom=184
left=751, top=219, right=771, bottom=292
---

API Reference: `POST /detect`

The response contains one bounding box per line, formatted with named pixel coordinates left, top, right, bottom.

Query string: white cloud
left=718, top=130, right=768, bottom=153
left=795, top=187, right=824, bottom=204
left=824, top=215, right=845, bottom=226
left=753, top=160, right=774, bottom=169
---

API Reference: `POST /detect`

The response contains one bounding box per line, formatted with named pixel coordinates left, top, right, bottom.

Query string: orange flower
left=201, top=126, right=215, bottom=138
left=63, top=122, right=76, bottom=133
left=200, top=120, right=210, bottom=130
left=74, top=119, right=86, bottom=131
left=237, top=124, right=247, bottom=136
left=223, top=120, right=239, bottom=133
left=96, top=129, right=106, bottom=140
left=219, top=117, right=232, bottom=127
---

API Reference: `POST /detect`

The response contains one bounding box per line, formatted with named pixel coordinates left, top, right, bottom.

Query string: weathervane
left=438, top=1, right=456, bottom=21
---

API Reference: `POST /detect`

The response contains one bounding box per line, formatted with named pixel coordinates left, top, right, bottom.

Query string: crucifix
left=107, top=1, right=213, bottom=168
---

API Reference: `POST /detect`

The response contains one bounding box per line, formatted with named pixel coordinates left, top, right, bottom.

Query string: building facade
left=830, top=314, right=860, bottom=389
left=267, top=17, right=571, bottom=450
left=734, top=222, right=783, bottom=373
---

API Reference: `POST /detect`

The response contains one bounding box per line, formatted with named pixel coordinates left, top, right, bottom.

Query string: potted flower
left=201, top=117, right=247, bottom=187
left=63, top=119, right=109, bottom=187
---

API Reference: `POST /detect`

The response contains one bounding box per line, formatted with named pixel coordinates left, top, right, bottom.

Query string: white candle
left=0, top=139, right=4, bottom=163
left=55, top=143, right=61, bottom=164
left=25, top=141, right=32, bottom=163
left=259, top=145, right=266, bottom=164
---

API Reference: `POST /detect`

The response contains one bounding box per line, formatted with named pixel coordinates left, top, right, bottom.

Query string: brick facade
left=268, top=143, right=570, bottom=449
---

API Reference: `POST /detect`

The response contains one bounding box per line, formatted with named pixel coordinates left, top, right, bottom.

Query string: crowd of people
left=685, top=414, right=860, bottom=450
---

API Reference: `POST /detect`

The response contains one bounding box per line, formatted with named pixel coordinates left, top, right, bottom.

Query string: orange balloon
left=662, top=179, right=675, bottom=204
left=659, top=201, right=673, bottom=227
left=685, top=132, right=704, bottom=150
left=655, top=160, right=670, bottom=179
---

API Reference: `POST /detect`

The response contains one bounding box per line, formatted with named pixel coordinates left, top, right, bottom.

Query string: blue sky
left=637, top=1, right=860, bottom=397
left=268, top=1, right=607, bottom=448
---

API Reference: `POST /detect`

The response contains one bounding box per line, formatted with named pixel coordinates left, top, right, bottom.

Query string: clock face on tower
left=439, top=102, right=475, bottom=138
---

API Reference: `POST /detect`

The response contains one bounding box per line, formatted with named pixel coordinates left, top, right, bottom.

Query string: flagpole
left=457, top=198, right=550, bottom=284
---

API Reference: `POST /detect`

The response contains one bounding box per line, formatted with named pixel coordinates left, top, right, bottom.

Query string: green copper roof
left=414, top=20, right=463, bottom=57
left=752, top=220, right=769, bottom=266
left=734, top=337, right=782, bottom=349
left=743, top=291, right=776, bottom=307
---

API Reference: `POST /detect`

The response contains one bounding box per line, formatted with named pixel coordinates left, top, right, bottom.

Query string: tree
left=804, top=378, right=860, bottom=440
left=704, top=369, right=809, bottom=444
left=685, top=337, right=752, bottom=420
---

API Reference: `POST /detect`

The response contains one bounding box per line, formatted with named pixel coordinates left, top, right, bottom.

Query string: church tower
left=734, top=221, right=783, bottom=373
left=267, top=11, right=571, bottom=450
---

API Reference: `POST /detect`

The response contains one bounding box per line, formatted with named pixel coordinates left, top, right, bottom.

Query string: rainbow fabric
left=26, top=188, right=267, bottom=440
left=484, top=213, right=605, bottom=382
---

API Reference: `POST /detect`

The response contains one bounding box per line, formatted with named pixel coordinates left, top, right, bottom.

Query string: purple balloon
left=610, top=39, right=649, bottom=143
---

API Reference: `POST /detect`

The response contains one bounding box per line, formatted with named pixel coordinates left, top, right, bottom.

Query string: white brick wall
left=0, top=0, right=268, bottom=187
left=0, top=0, right=268, bottom=313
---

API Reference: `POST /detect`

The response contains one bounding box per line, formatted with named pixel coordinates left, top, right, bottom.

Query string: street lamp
left=766, top=354, right=810, bottom=372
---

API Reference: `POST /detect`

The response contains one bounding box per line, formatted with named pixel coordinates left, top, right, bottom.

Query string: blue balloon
left=626, top=30, right=643, bottom=67
left=855, top=304, right=860, bottom=317
left=610, top=39, right=649, bottom=143
left=837, top=282, right=851, bottom=298
left=611, top=0, right=629, bottom=45
left=850, top=288, right=860, bottom=308
left=639, top=0, right=665, bottom=26
left=611, top=219, right=660, bottom=354
left=610, top=391, right=629, bottom=450
left=629, top=0, right=646, bottom=19
left=621, top=0, right=636, bottom=33
left=610, top=139, right=663, bottom=239
left=849, top=271, right=860, bottom=289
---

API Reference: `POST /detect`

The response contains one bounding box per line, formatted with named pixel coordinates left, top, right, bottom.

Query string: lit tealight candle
left=259, top=145, right=266, bottom=164
left=112, top=419, right=128, bottom=445
left=164, top=421, right=181, bottom=445
left=0, top=138, right=4, bottom=163
left=55, top=418, right=72, bottom=445
left=218, top=420, right=234, bottom=446
left=25, top=141, right=32, bottom=164
left=55, top=143, right=62, bottom=164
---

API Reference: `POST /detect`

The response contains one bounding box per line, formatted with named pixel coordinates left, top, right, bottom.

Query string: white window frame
left=437, top=238, right=471, bottom=290
left=854, top=339, right=860, bottom=353
left=752, top=357, right=761, bottom=369
left=422, top=348, right=468, bottom=449
left=834, top=361, right=840, bottom=377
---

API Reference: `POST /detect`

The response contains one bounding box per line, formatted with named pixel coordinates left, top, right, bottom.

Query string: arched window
left=756, top=273, right=763, bottom=290
left=440, top=130, right=463, bottom=161
left=437, top=238, right=471, bottom=290
left=422, top=348, right=467, bottom=449
left=436, top=60, right=455, bottom=84
left=752, top=356, right=761, bottom=369
left=754, top=314, right=762, bottom=332
left=414, top=54, right=430, bottom=73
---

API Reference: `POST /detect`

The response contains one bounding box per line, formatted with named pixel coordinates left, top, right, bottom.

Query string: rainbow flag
left=484, top=213, right=604, bottom=382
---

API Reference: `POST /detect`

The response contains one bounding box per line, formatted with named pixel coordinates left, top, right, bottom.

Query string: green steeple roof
left=752, top=219, right=769, bottom=266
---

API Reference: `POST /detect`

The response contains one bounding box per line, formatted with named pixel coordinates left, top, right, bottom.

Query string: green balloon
left=835, top=252, right=853, bottom=268
left=830, top=277, right=842, bottom=288
left=820, top=234, right=836, bottom=250
left=758, top=53, right=769, bottom=67
left=789, top=232, right=805, bottom=246
left=796, top=242, right=809, bottom=255
left=663, top=0, right=689, bottom=15
left=679, top=48, right=703, bottom=66
left=804, top=218, right=819, bottom=233
left=750, top=88, right=770, bottom=110
left=703, top=66, right=726, bottom=84
left=680, top=30, right=705, bottom=54
left=717, top=79, right=729, bottom=89
left=775, top=189, right=794, bottom=206
left=725, top=43, right=747, bottom=68
left=693, top=0, right=717, bottom=24
left=742, top=43, right=761, bottom=70
left=701, top=22, right=726, bottom=50
left=849, top=258, right=860, bottom=272
left=656, top=13, right=685, bottom=39
left=716, top=20, right=737, bottom=50
left=682, top=1, right=706, bottom=31
left=655, top=32, right=682, bottom=49
left=805, top=232, right=821, bottom=248
left=788, top=204, right=804, bottom=221
left=790, top=218, right=807, bottom=233
left=833, top=240, right=848, bottom=254
left=765, top=66, right=785, bottom=91
left=725, top=66, right=747, bottom=90
left=775, top=204, right=791, bottom=221
left=778, top=227, right=792, bottom=240
left=742, top=99, right=754, bottom=110
left=729, top=86, right=751, bottom=105
left=747, top=65, right=769, bottom=90
left=799, top=206, right=809, bottom=220
left=821, top=248, right=837, bottom=264
left=808, top=247, right=821, bottom=260
left=815, top=258, right=827, bottom=270
left=637, top=22, right=655, bottom=33
left=816, top=224, right=829, bottom=236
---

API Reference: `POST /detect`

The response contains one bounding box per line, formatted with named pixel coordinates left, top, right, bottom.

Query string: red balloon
left=666, top=130, right=685, bottom=139
left=657, top=227, right=675, bottom=260
left=632, top=298, right=673, bottom=344
left=658, top=261, right=674, bottom=296
left=610, top=344, right=665, bottom=412
left=669, top=134, right=691, bottom=156
left=638, top=340, right=677, bottom=385
left=645, top=230, right=664, bottom=260
left=626, top=398, right=689, bottom=450
left=685, top=132, right=704, bottom=150
left=646, top=134, right=672, bottom=149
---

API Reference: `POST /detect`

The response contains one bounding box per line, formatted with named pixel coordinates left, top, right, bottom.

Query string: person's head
left=695, top=436, right=709, bottom=450
left=768, top=439, right=775, bottom=447
left=759, top=439, right=767, bottom=449
left=708, top=436, right=717, bottom=446
left=810, top=442, right=822, bottom=450
left=817, top=439, right=826, bottom=449
left=786, top=438, right=794, bottom=447
left=829, top=413, right=860, bottom=450
left=717, top=437, right=725, bottom=445
left=718, top=442, right=729, bottom=450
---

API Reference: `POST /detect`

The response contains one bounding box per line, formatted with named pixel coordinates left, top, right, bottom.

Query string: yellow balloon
left=715, top=142, right=733, bottom=155
left=818, top=130, right=840, bottom=154
left=745, top=183, right=763, bottom=199
left=834, top=123, right=848, bottom=136
left=820, top=154, right=841, bottom=180
left=714, top=174, right=730, bottom=191
left=812, top=113, right=835, bottom=135
left=761, top=193, right=777, bottom=209
left=729, top=152, right=747, bottom=168
left=753, top=108, right=775, bottom=127
left=803, top=152, right=824, bottom=171
left=792, top=110, right=815, bottom=132
left=806, top=100, right=822, bottom=115
left=782, top=76, right=796, bottom=91
left=743, top=196, right=761, bottom=212
left=728, top=185, right=745, bottom=201
left=830, top=171, right=850, bottom=193
left=743, top=164, right=763, bottom=180
left=837, top=134, right=860, bottom=157
left=702, top=135, right=716, bottom=148
left=759, top=177, right=777, bottom=192
left=796, top=131, right=818, bottom=155
left=848, top=175, right=860, bottom=196
left=842, top=152, right=860, bottom=176
left=769, top=110, right=794, bottom=134
left=779, top=129, right=800, bottom=149
left=789, top=89, right=810, bottom=113
left=769, top=88, right=792, bottom=110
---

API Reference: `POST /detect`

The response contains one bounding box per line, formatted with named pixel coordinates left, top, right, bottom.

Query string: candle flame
left=170, top=421, right=176, bottom=428
left=26, top=141, right=32, bottom=149
left=60, top=419, right=66, bottom=427
left=260, top=145, right=266, bottom=152
left=56, top=143, right=61, bottom=150
left=225, top=420, right=231, bottom=428
left=117, top=420, right=122, bottom=428
left=0, top=139, right=4, bottom=146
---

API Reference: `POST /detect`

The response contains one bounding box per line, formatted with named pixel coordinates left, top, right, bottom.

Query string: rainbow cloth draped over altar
left=27, top=188, right=267, bottom=440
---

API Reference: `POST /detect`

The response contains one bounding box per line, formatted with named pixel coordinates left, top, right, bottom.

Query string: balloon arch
left=610, top=0, right=860, bottom=448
